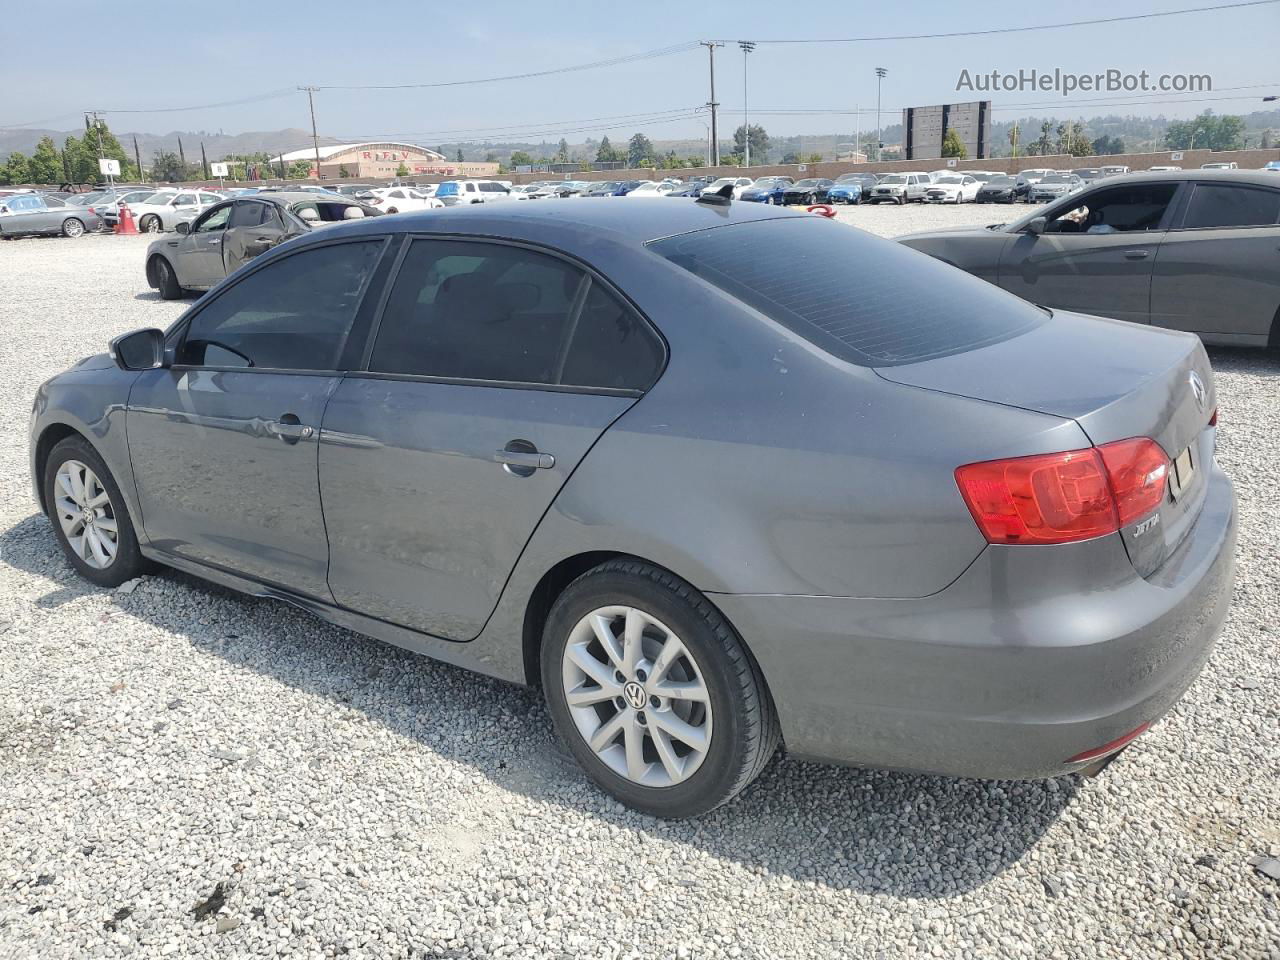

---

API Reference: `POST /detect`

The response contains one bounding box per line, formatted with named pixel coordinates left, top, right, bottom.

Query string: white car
left=360, top=187, right=443, bottom=214
left=97, top=188, right=176, bottom=227
left=623, top=181, right=680, bottom=197
left=1200, top=161, right=1238, bottom=170
left=923, top=174, right=980, bottom=203
left=129, top=190, right=224, bottom=233
left=702, top=176, right=754, bottom=199
left=1016, top=168, right=1057, bottom=187
left=1147, top=165, right=1183, bottom=172
left=435, top=180, right=512, bottom=205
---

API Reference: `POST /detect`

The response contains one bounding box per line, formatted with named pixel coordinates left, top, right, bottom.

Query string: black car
left=974, top=175, right=1029, bottom=204
left=780, top=178, right=835, bottom=205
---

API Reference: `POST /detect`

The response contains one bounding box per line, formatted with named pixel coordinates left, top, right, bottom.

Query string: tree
left=1091, top=134, right=1126, bottom=155
left=455, top=148, right=464, bottom=162
left=1, top=152, right=31, bottom=185
left=150, top=150, right=187, bottom=182
left=941, top=128, right=968, bottom=159
left=509, top=150, right=535, bottom=167
left=28, top=137, right=61, bottom=184
left=627, top=132, right=654, bottom=168
left=555, top=138, right=570, bottom=163
left=1262, top=129, right=1273, bottom=150
left=395, top=162, right=410, bottom=177
left=288, top=160, right=313, bottom=179
left=1007, top=122, right=1021, bottom=157
left=595, top=136, right=617, bottom=163
left=338, top=163, right=350, bottom=178
left=1165, top=111, right=1245, bottom=151
left=732, top=124, right=770, bottom=163
left=1055, top=122, right=1091, bottom=157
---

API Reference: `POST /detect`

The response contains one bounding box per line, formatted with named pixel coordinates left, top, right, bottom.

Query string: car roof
left=1088, top=169, right=1278, bottom=187
left=242, top=191, right=352, bottom=204
left=287, top=196, right=808, bottom=248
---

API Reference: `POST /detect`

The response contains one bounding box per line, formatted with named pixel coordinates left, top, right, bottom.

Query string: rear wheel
left=141, top=214, right=162, bottom=234
left=541, top=559, right=779, bottom=818
left=386, top=207, right=398, bottom=214
left=152, top=256, right=183, bottom=300
left=61, top=217, right=85, bottom=238
left=43, top=436, right=149, bottom=588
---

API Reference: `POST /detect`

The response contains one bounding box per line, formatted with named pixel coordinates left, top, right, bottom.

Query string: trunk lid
left=875, top=310, right=1217, bottom=577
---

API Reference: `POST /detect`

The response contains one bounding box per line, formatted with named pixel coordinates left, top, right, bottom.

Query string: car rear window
left=649, top=218, right=1045, bottom=367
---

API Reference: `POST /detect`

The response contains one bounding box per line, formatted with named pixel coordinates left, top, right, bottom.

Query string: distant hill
left=0, top=127, right=340, bottom=163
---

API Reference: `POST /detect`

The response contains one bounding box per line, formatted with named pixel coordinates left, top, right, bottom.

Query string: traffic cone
left=115, top=205, right=139, bottom=235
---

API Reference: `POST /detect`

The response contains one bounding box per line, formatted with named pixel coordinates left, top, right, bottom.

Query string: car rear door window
left=229, top=200, right=268, bottom=228
left=1181, top=184, right=1280, bottom=228
left=651, top=218, right=1044, bottom=367
left=178, top=240, right=384, bottom=371
left=368, top=239, right=663, bottom=390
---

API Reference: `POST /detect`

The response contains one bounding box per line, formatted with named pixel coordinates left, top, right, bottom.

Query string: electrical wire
left=91, top=89, right=298, bottom=114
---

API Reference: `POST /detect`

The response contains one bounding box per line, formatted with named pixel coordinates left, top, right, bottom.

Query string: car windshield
left=1041, top=175, right=1072, bottom=183
left=136, top=193, right=172, bottom=204
left=651, top=219, right=1044, bottom=367
left=835, top=174, right=863, bottom=183
left=987, top=177, right=1016, bottom=186
left=792, top=179, right=823, bottom=188
left=435, top=182, right=459, bottom=196
left=880, top=175, right=907, bottom=185
left=936, top=176, right=964, bottom=184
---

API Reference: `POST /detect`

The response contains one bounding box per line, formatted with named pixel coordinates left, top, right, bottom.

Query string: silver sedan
left=0, top=193, right=102, bottom=238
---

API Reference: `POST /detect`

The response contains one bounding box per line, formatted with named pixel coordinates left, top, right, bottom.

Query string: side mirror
left=175, top=222, right=190, bottom=235
left=110, top=328, right=167, bottom=371
left=1026, top=216, right=1047, bottom=235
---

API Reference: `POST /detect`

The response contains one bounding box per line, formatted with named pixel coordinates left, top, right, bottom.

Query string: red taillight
left=1208, top=407, right=1218, bottom=427
left=955, top=438, right=1169, bottom=545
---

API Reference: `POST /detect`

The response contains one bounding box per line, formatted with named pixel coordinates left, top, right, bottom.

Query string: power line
left=314, top=43, right=701, bottom=91
left=335, top=111, right=708, bottom=146
left=734, top=0, right=1279, bottom=43
left=339, top=107, right=706, bottom=141
left=90, top=89, right=297, bottom=115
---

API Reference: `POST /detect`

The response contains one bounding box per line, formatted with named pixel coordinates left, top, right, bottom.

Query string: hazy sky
left=2, top=0, right=1277, bottom=143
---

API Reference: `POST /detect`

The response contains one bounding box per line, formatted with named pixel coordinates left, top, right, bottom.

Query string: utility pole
left=299, top=85, right=322, bottom=180
left=875, top=67, right=887, bottom=161
left=85, top=111, right=111, bottom=190
left=739, top=41, right=755, bottom=167
left=701, top=42, right=724, bottom=166
left=133, top=136, right=143, bottom=182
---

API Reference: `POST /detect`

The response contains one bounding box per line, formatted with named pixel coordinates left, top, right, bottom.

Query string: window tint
left=229, top=200, right=267, bottom=228
left=1182, top=184, right=1280, bottom=229
left=369, top=239, right=662, bottom=390
left=1045, top=183, right=1177, bottom=234
left=179, top=240, right=383, bottom=371
left=651, top=218, right=1044, bottom=367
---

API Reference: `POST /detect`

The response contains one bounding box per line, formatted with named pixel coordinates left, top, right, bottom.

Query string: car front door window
left=194, top=205, right=232, bottom=232
left=1045, top=183, right=1177, bottom=234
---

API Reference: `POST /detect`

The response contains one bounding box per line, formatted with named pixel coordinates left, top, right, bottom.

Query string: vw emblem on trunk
left=1188, top=371, right=1206, bottom=412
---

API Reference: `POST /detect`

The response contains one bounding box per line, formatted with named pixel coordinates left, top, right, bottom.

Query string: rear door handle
left=495, top=449, right=555, bottom=470
left=1123, top=249, right=1149, bottom=260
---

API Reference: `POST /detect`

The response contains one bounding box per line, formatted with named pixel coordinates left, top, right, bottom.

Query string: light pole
left=875, top=67, right=887, bottom=161
left=298, top=85, right=322, bottom=180
left=739, top=41, right=755, bottom=167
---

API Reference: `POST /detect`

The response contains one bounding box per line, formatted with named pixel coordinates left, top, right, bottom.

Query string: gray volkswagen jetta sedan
left=30, top=198, right=1235, bottom=818
left=899, top=169, right=1280, bottom=347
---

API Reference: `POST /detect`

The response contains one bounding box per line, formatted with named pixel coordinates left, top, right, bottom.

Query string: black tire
left=140, top=214, right=163, bottom=234
left=43, top=436, right=150, bottom=588
left=386, top=207, right=398, bottom=214
left=897, top=195, right=906, bottom=205
left=61, top=217, right=86, bottom=238
left=541, top=559, right=780, bottom=818
left=152, top=256, right=183, bottom=300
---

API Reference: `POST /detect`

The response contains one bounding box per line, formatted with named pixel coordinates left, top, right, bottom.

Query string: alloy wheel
left=561, top=605, right=713, bottom=787
left=63, top=218, right=84, bottom=238
left=144, top=216, right=161, bottom=233
left=53, top=460, right=118, bottom=569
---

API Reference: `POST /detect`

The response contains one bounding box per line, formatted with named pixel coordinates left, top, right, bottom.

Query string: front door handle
left=268, top=416, right=314, bottom=443
left=495, top=449, right=555, bottom=470
left=207, top=237, right=221, bottom=245
left=1123, top=249, right=1149, bottom=260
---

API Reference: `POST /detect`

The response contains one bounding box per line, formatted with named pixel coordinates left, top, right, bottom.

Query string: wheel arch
left=33, top=423, right=90, bottom=513
left=521, top=550, right=627, bottom=686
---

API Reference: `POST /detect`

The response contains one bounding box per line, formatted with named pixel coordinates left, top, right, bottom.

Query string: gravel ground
left=0, top=212, right=1278, bottom=960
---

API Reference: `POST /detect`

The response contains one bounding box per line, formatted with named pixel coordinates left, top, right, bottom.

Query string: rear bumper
left=714, top=465, right=1236, bottom=779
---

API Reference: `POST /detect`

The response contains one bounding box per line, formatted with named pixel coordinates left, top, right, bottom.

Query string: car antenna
left=696, top=182, right=734, bottom=206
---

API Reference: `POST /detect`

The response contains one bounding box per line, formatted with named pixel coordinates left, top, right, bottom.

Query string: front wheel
left=152, top=256, right=183, bottom=300
left=541, top=559, right=779, bottom=818
left=61, top=217, right=85, bottom=238
left=141, top=215, right=162, bottom=234
left=43, top=436, right=149, bottom=588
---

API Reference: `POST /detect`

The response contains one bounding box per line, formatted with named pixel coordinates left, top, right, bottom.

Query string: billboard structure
left=901, top=101, right=992, bottom=160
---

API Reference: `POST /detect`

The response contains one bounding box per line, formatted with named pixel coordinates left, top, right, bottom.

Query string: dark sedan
left=780, top=178, right=835, bottom=205
left=900, top=170, right=1280, bottom=346
left=974, top=175, right=1028, bottom=204
left=739, top=177, right=794, bottom=203
left=35, top=197, right=1233, bottom=818
left=145, top=192, right=380, bottom=299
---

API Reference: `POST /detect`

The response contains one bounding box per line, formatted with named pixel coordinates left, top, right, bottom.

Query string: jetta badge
left=1188, top=371, right=1206, bottom=412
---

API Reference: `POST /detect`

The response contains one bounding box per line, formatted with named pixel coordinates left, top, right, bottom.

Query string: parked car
left=130, top=190, right=225, bottom=233
left=323, top=183, right=380, bottom=197
left=924, top=174, right=981, bottom=204
left=702, top=176, right=754, bottom=199
left=612, top=180, right=653, bottom=196
left=868, top=172, right=930, bottom=204
left=624, top=181, right=679, bottom=197
left=583, top=181, right=622, bottom=197
left=974, top=176, right=1026, bottom=204
left=1100, top=165, right=1131, bottom=177
left=780, top=178, right=835, bottom=205
left=33, top=199, right=1235, bottom=819
left=0, top=193, right=101, bottom=238
left=1028, top=173, right=1084, bottom=204
left=98, top=189, right=176, bottom=228
left=360, top=187, right=443, bottom=214
left=1200, top=162, right=1238, bottom=170
left=1071, top=168, right=1103, bottom=182
left=826, top=173, right=877, bottom=204
left=898, top=170, right=1280, bottom=346
left=1147, top=166, right=1183, bottom=172
left=435, top=180, right=512, bottom=205
left=144, top=192, right=380, bottom=299
left=1017, top=169, right=1057, bottom=190
left=666, top=182, right=710, bottom=198
left=1262, top=161, right=1280, bottom=172
left=739, top=176, right=794, bottom=204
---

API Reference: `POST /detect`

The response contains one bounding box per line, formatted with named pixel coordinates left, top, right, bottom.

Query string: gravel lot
left=1, top=208, right=1278, bottom=960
